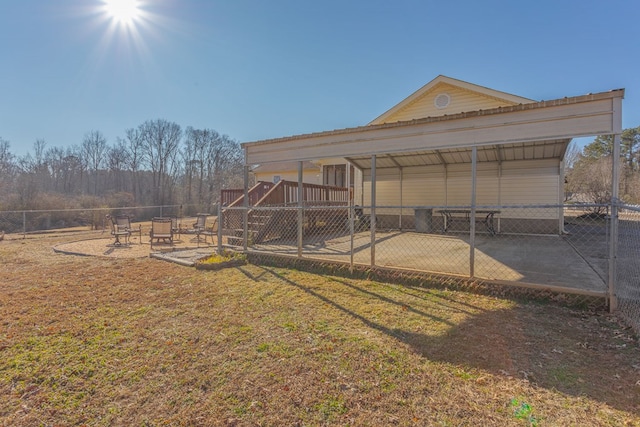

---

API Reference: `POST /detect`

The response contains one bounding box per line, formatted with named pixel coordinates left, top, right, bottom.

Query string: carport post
left=608, top=133, right=621, bottom=312
left=297, top=161, right=304, bottom=258
left=469, top=146, right=477, bottom=278
left=347, top=162, right=354, bottom=270
left=399, top=166, right=403, bottom=230
left=371, top=154, right=376, bottom=267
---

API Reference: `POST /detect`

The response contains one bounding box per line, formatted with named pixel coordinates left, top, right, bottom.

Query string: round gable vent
left=434, top=93, right=450, bottom=109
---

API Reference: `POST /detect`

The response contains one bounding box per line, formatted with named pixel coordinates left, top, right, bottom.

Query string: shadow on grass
left=242, top=265, right=640, bottom=414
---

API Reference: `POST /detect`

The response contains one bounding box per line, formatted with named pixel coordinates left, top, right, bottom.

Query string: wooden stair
left=220, top=180, right=350, bottom=247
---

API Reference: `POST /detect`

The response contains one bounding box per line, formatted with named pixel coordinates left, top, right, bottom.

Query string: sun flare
left=103, top=0, right=140, bottom=24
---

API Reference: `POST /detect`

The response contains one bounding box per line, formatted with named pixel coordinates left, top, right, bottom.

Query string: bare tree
left=123, top=128, right=145, bottom=202
left=44, top=146, right=66, bottom=193
left=0, top=137, right=16, bottom=199
left=107, top=140, right=130, bottom=193
left=206, top=133, right=243, bottom=206
left=139, top=119, right=181, bottom=205
left=82, top=131, right=108, bottom=195
left=567, top=156, right=613, bottom=213
left=181, top=128, right=198, bottom=205
left=181, top=128, right=243, bottom=210
left=64, top=145, right=86, bottom=195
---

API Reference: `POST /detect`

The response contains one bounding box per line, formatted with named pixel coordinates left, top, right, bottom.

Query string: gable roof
left=369, top=75, right=536, bottom=125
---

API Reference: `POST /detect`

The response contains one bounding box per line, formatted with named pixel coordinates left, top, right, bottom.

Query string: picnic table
left=436, top=209, right=500, bottom=235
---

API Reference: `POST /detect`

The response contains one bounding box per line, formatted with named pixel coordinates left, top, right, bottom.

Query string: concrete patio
left=249, top=231, right=608, bottom=297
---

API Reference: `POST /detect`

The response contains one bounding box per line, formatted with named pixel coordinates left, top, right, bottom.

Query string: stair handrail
left=223, top=181, right=275, bottom=209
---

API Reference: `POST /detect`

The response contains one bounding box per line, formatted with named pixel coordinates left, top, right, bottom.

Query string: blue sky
left=1, top=0, right=638, bottom=157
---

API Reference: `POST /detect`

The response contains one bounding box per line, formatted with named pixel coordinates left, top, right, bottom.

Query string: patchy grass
left=0, top=235, right=639, bottom=425
left=197, top=250, right=246, bottom=265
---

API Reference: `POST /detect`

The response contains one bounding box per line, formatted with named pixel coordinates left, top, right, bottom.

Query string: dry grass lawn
left=1, top=233, right=639, bottom=426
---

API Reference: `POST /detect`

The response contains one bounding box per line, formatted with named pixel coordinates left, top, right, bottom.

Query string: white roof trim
left=243, top=90, right=624, bottom=166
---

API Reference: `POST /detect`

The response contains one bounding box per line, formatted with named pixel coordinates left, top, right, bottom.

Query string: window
left=323, top=164, right=354, bottom=188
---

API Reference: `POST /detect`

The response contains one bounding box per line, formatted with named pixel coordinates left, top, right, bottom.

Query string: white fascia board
left=246, top=92, right=622, bottom=165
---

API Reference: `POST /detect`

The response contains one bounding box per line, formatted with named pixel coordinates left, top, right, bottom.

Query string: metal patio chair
left=150, top=217, right=174, bottom=247
left=108, top=215, right=131, bottom=246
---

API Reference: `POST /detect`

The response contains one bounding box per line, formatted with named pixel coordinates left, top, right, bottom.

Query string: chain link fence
left=0, top=205, right=195, bottom=239
left=220, top=202, right=640, bottom=325
left=3, top=200, right=638, bottom=333
left=616, top=205, right=640, bottom=335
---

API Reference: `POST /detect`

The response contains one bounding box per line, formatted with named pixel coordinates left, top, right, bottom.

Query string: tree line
left=565, top=126, right=640, bottom=209
left=2, top=120, right=638, bottom=222
left=0, top=119, right=245, bottom=216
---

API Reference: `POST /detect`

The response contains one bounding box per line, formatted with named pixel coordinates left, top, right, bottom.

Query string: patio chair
left=117, top=215, right=142, bottom=244
left=150, top=217, right=173, bottom=246
left=193, top=213, right=208, bottom=233
left=108, top=215, right=131, bottom=246
left=192, top=213, right=216, bottom=245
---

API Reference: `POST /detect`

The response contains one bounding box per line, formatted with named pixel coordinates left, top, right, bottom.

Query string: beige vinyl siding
left=375, top=83, right=519, bottom=124
left=362, top=168, right=401, bottom=206
left=500, top=159, right=560, bottom=219
left=362, top=166, right=447, bottom=207
left=445, top=163, right=500, bottom=206
left=402, top=166, right=447, bottom=206
left=361, top=159, right=559, bottom=210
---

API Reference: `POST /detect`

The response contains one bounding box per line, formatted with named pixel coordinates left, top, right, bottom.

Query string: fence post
left=217, top=203, right=223, bottom=255
left=297, top=162, right=303, bottom=258
left=349, top=205, right=354, bottom=272
left=23, top=211, right=26, bottom=239
left=243, top=166, right=249, bottom=252
left=608, top=134, right=621, bottom=312
left=469, top=146, right=477, bottom=278
left=370, top=154, right=376, bottom=267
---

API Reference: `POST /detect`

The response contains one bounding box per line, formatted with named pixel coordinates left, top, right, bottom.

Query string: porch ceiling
left=344, top=138, right=572, bottom=170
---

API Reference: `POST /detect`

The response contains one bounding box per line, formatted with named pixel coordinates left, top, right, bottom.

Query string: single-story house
left=241, top=75, right=624, bottom=235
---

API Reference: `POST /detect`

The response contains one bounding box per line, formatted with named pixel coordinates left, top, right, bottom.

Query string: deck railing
left=220, top=180, right=351, bottom=245
left=255, top=180, right=350, bottom=207
left=221, top=181, right=275, bottom=207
